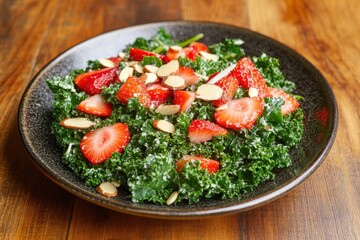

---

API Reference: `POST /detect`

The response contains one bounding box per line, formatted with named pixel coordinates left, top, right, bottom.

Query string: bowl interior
left=18, top=21, right=338, bottom=218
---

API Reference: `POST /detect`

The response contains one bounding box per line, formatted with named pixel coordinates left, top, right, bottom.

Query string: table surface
left=1, top=0, right=359, bottom=239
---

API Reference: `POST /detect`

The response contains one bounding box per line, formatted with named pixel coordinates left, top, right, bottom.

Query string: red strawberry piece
left=212, top=74, right=239, bottom=107
left=115, top=76, right=151, bottom=107
left=108, top=57, right=122, bottom=66
left=74, top=67, right=117, bottom=95
left=146, top=83, right=172, bottom=107
left=77, top=94, right=112, bottom=117
left=189, top=42, right=209, bottom=52
left=268, top=87, right=300, bottom=115
left=80, top=123, right=130, bottom=164
left=231, top=57, right=270, bottom=98
left=183, top=47, right=199, bottom=60
left=188, top=119, right=228, bottom=143
left=173, top=90, right=196, bottom=112
left=176, top=155, right=220, bottom=173
left=214, top=97, right=263, bottom=130
left=164, top=48, right=186, bottom=63
left=129, top=48, right=162, bottom=61
left=173, top=66, right=199, bottom=86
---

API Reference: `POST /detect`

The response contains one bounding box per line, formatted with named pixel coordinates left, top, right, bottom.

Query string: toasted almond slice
left=163, top=75, right=186, bottom=89
left=96, top=182, right=118, bottom=197
left=126, top=61, right=138, bottom=67
left=60, top=118, right=95, bottom=129
left=215, top=104, right=228, bottom=111
left=166, top=191, right=179, bottom=205
left=195, top=72, right=209, bottom=81
left=234, top=39, right=244, bottom=45
left=248, top=87, right=259, bottom=97
left=99, top=58, right=116, bottom=68
left=199, top=51, right=219, bottom=62
left=144, top=65, right=159, bottom=73
left=196, top=84, right=224, bottom=101
left=119, top=66, right=134, bottom=82
left=207, top=63, right=236, bottom=84
left=155, top=104, right=180, bottom=115
left=118, top=51, right=126, bottom=58
left=152, top=120, right=176, bottom=133
left=169, top=45, right=183, bottom=52
left=133, top=63, right=144, bottom=74
left=157, top=60, right=179, bottom=78
left=143, top=72, right=159, bottom=84
left=111, top=181, right=121, bottom=188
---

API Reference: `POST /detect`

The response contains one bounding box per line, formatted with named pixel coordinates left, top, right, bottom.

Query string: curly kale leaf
left=209, top=38, right=245, bottom=62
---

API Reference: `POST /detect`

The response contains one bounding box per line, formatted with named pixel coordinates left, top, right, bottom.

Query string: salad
left=47, top=28, right=303, bottom=205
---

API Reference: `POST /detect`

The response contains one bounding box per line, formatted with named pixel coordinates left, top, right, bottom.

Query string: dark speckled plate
left=18, top=21, right=338, bottom=219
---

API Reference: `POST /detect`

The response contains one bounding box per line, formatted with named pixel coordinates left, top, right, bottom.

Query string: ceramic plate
left=18, top=21, right=338, bottom=219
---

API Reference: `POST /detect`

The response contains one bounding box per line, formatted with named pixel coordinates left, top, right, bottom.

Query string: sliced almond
left=126, top=61, right=138, bottom=67
left=248, top=87, right=259, bottom=98
left=199, top=51, right=219, bottom=62
left=118, top=51, right=126, bottom=58
left=144, top=65, right=159, bottom=73
left=118, top=66, right=134, bottom=82
left=163, top=75, right=186, bottom=89
left=96, top=182, right=118, bottom=197
left=155, top=104, right=180, bottom=115
left=166, top=191, right=178, bottom=205
left=99, top=58, right=116, bottom=68
left=207, top=63, right=236, bottom=84
left=133, top=63, right=144, bottom=74
left=111, top=181, right=121, bottom=188
left=157, top=60, right=179, bottom=78
left=139, top=72, right=158, bottom=84
left=233, top=39, right=244, bottom=45
left=195, top=72, right=209, bottom=81
left=196, top=84, right=224, bottom=101
left=152, top=120, right=176, bottom=133
left=60, top=118, right=95, bottom=129
left=169, top=45, right=183, bottom=52
left=215, top=104, right=228, bottom=111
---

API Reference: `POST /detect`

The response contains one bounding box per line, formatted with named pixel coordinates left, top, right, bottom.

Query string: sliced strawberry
left=164, top=48, right=186, bottom=63
left=129, top=48, right=162, bottom=61
left=183, top=47, right=199, bottom=60
left=231, top=57, right=270, bottom=98
left=173, top=90, right=196, bottom=112
left=268, top=87, right=300, bottom=115
left=108, top=57, right=122, bottom=66
left=212, top=74, right=239, bottom=107
left=189, top=42, right=209, bottom=52
left=146, top=83, right=172, bottom=107
left=176, top=155, right=220, bottom=173
left=173, top=66, right=199, bottom=86
left=80, top=123, right=130, bottom=164
left=188, top=119, right=228, bottom=143
left=214, top=98, right=263, bottom=130
left=115, top=76, right=151, bottom=107
left=77, top=94, right=112, bottom=117
left=74, top=67, right=117, bottom=95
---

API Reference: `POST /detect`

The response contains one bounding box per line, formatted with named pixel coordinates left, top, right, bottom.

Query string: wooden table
left=1, top=0, right=359, bottom=239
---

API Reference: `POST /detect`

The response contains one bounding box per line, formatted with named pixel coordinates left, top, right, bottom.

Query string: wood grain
left=1, top=0, right=359, bottom=239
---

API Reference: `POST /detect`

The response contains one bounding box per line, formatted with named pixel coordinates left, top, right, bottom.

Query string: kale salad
left=47, top=28, right=304, bottom=205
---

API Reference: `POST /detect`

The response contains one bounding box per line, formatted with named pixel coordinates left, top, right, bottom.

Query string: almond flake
left=157, top=60, right=179, bottom=78
left=163, top=75, right=186, bottom=89
left=99, top=58, right=116, bottom=68
left=96, top=182, right=118, bottom=197
left=195, top=72, right=209, bottom=81
left=166, top=191, right=179, bottom=205
left=152, top=120, right=176, bottom=133
left=111, top=181, right=121, bottom=187
left=169, top=45, right=183, bottom=52
left=144, top=65, right=159, bottom=73
left=215, top=104, right=228, bottom=111
left=133, top=63, right=144, bottom=74
left=155, top=104, right=180, bottom=115
left=118, top=51, right=126, bottom=58
left=196, top=84, right=224, bottom=101
left=60, top=118, right=95, bottom=129
left=199, top=51, right=219, bottom=62
left=119, top=66, right=134, bottom=82
left=207, top=63, right=236, bottom=84
left=143, top=72, right=159, bottom=84
left=248, top=87, right=259, bottom=97
left=126, top=61, right=138, bottom=67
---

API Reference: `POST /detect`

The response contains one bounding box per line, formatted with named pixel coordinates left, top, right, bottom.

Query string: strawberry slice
left=176, top=155, right=220, bottom=173
left=189, top=42, right=209, bottom=52
left=268, top=87, right=300, bottom=115
left=188, top=119, right=228, bottom=143
left=173, top=90, right=196, bottom=112
left=173, top=66, right=199, bottom=86
left=115, top=76, right=151, bottom=107
left=231, top=57, right=270, bottom=98
left=77, top=94, right=112, bottom=117
left=212, top=74, right=239, bottom=107
left=80, top=123, right=130, bottom=164
left=146, top=83, right=172, bottom=107
left=74, top=67, right=117, bottom=95
left=129, top=48, right=162, bottom=61
left=214, top=98, right=263, bottom=130
left=164, top=48, right=186, bottom=63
